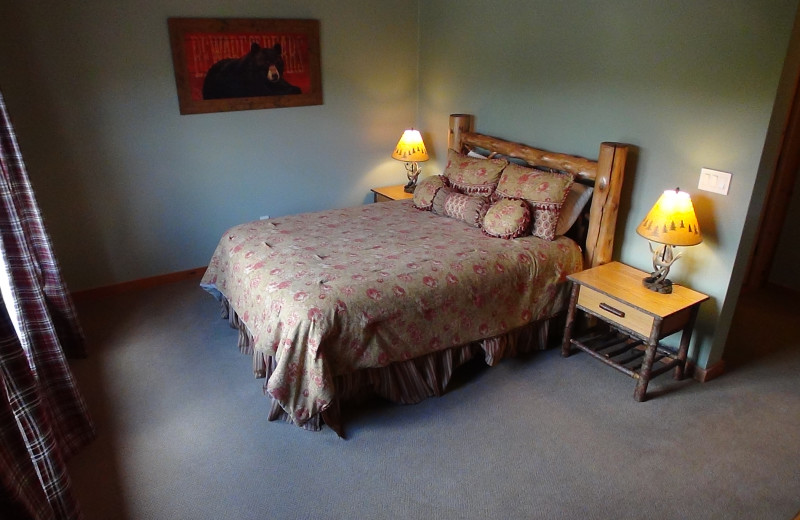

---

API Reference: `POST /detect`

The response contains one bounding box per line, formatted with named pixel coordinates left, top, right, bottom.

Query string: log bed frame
left=448, top=114, right=628, bottom=268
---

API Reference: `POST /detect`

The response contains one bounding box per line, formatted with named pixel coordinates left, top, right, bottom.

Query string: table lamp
left=392, top=129, right=429, bottom=193
left=635, top=188, right=702, bottom=293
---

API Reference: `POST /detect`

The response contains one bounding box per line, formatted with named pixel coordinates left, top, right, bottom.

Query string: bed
left=201, top=114, right=629, bottom=436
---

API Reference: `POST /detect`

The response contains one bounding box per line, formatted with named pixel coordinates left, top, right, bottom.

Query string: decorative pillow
left=495, top=162, right=574, bottom=204
left=412, top=175, right=447, bottom=210
left=443, top=149, right=507, bottom=196
left=431, top=186, right=457, bottom=216
left=432, top=187, right=487, bottom=228
left=467, top=148, right=529, bottom=166
left=481, top=198, right=531, bottom=239
left=555, top=183, right=594, bottom=236
left=531, top=204, right=561, bottom=240
left=443, top=192, right=488, bottom=228
left=495, top=162, right=574, bottom=240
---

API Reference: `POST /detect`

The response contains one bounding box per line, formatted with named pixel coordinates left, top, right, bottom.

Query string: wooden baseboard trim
left=689, top=359, right=726, bottom=383
left=72, top=267, right=207, bottom=303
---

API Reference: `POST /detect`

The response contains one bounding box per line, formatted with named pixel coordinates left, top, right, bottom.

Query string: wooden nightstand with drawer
left=371, top=185, right=414, bottom=203
left=562, top=261, right=709, bottom=401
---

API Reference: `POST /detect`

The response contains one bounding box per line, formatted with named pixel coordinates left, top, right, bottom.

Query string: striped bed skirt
left=219, top=298, right=560, bottom=437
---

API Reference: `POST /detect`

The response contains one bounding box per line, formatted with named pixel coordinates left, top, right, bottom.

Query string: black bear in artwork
left=202, top=42, right=302, bottom=99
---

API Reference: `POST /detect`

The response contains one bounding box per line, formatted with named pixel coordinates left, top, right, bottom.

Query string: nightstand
left=562, top=261, right=709, bottom=401
left=371, top=185, right=414, bottom=203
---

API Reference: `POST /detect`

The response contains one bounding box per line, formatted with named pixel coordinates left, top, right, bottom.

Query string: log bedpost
left=585, top=142, right=628, bottom=268
left=448, top=114, right=474, bottom=153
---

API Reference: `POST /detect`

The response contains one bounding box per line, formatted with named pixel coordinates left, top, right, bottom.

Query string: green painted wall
left=0, top=1, right=418, bottom=291
left=418, top=0, right=798, bottom=368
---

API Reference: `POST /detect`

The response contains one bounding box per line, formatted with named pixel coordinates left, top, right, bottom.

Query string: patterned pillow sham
left=432, top=186, right=488, bottom=228
left=443, top=149, right=508, bottom=196
left=481, top=198, right=531, bottom=239
left=531, top=205, right=561, bottom=241
left=495, top=162, right=574, bottom=203
left=412, top=175, right=447, bottom=210
left=495, top=162, right=574, bottom=240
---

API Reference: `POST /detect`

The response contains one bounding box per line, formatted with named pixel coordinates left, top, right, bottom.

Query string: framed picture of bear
left=167, top=18, right=322, bottom=115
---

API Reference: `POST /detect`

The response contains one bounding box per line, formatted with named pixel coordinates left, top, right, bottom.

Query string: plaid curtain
left=0, top=91, right=95, bottom=518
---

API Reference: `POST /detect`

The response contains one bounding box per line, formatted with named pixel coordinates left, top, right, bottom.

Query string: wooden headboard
left=447, top=114, right=628, bottom=268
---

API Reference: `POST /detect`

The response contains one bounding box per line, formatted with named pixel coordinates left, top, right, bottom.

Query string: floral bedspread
left=201, top=200, right=583, bottom=426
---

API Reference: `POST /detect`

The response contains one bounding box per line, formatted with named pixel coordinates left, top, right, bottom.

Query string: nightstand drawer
left=577, top=286, right=654, bottom=338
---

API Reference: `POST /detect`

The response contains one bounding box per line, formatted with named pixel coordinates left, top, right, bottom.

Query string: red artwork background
left=184, top=32, right=312, bottom=101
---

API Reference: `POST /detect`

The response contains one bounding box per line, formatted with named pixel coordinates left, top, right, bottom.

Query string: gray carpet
left=66, top=279, right=800, bottom=519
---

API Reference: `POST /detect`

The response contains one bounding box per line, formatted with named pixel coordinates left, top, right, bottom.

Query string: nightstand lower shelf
left=569, top=326, right=684, bottom=382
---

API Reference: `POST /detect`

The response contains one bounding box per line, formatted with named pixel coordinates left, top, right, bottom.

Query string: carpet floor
left=66, top=279, right=800, bottom=519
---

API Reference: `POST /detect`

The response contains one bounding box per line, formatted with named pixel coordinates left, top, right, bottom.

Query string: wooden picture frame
left=167, top=18, right=322, bottom=115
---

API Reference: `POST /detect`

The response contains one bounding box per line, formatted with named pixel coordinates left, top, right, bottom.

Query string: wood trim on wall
left=744, top=10, right=800, bottom=292
left=688, top=358, right=725, bottom=383
left=71, top=267, right=207, bottom=303
left=744, top=83, right=800, bottom=290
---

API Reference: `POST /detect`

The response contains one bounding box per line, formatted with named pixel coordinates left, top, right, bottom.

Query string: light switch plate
left=698, top=168, right=731, bottom=195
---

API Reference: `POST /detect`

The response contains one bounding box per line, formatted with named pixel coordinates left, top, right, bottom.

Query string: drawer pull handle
left=599, top=302, right=625, bottom=318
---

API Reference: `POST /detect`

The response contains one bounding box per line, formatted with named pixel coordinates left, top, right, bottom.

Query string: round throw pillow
left=412, top=175, right=447, bottom=210
left=481, top=198, right=531, bottom=239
